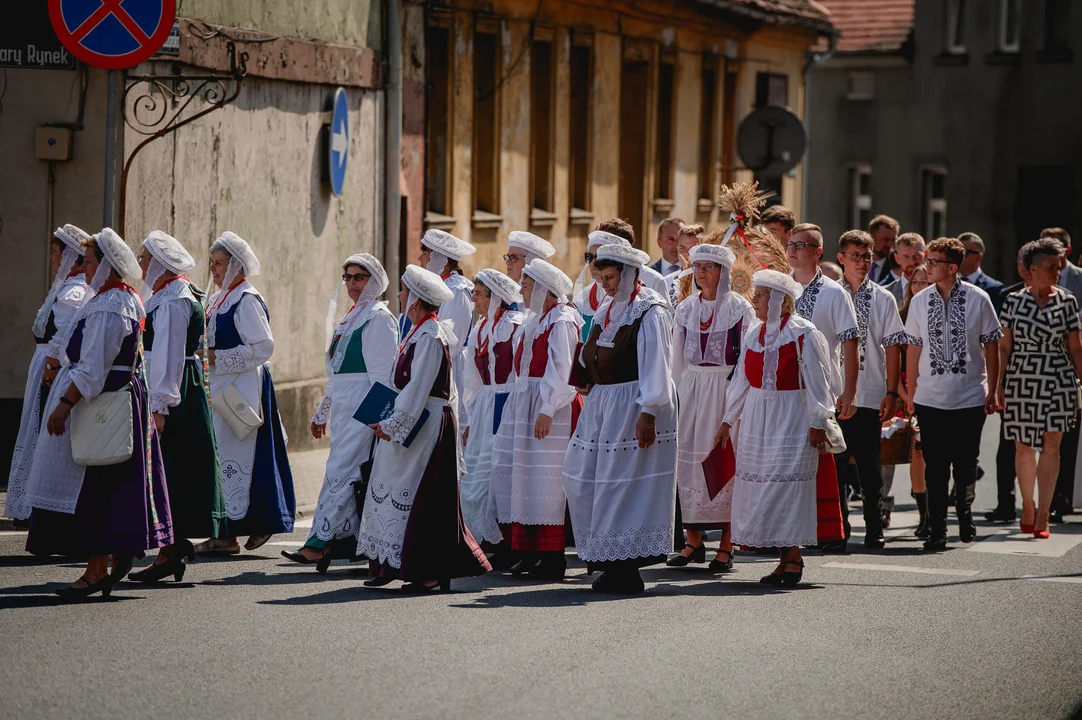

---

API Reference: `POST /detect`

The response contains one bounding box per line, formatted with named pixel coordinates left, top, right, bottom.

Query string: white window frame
left=998, top=0, right=1021, bottom=53
left=921, top=166, right=948, bottom=240
left=848, top=164, right=873, bottom=230
left=945, top=0, right=967, bottom=55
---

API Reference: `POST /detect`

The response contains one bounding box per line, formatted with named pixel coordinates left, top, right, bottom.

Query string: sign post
left=48, top=0, right=177, bottom=70
left=328, top=87, right=349, bottom=197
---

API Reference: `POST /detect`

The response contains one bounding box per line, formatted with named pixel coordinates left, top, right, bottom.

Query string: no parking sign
left=48, top=0, right=176, bottom=70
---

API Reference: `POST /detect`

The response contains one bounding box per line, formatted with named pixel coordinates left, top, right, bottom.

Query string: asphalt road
left=2, top=417, right=1081, bottom=720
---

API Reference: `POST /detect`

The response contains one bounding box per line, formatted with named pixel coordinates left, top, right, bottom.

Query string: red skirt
left=816, top=454, right=845, bottom=543
left=510, top=522, right=566, bottom=552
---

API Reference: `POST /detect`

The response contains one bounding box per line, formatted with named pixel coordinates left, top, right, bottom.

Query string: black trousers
left=994, top=416, right=1017, bottom=513
left=834, top=407, right=884, bottom=539
left=1053, top=412, right=1080, bottom=513
left=915, top=404, right=987, bottom=535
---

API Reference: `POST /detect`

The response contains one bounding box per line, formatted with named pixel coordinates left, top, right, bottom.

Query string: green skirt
left=159, top=361, right=227, bottom=539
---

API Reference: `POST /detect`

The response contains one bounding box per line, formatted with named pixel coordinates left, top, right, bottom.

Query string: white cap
left=689, top=243, right=735, bottom=269
left=343, top=252, right=390, bottom=298
left=507, top=231, right=555, bottom=262
left=144, top=231, right=196, bottom=274
left=402, top=264, right=454, bottom=307
left=421, top=229, right=476, bottom=262
left=54, top=224, right=90, bottom=255
left=211, top=231, right=261, bottom=276
left=523, top=259, right=574, bottom=302
left=754, top=269, right=804, bottom=300
left=595, top=244, right=650, bottom=269
left=587, top=230, right=631, bottom=250
left=96, top=228, right=142, bottom=280
left=475, top=268, right=523, bottom=306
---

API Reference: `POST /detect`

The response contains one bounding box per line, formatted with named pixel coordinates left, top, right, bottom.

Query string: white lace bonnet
left=523, top=259, right=574, bottom=303
left=211, top=231, right=261, bottom=276
left=595, top=244, right=650, bottom=269
left=402, top=264, right=454, bottom=307
left=475, top=268, right=523, bottom=307
left=144, top=231, right=196, bottom=274
left=689, top=243, right=735, bottom=269
left=507, top=231, right=555, bottom=262
left=421, top=229, right=476, bottom=262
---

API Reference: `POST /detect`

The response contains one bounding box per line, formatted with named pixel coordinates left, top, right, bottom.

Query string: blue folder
left=354, top=382, right=429, bottom=449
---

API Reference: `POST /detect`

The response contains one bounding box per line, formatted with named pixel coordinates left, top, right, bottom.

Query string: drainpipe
left=801, top=31, right=837, bottom=225
left=103, top=69, right=120, bottom=228
left=384, top=0, right=403, bottom=312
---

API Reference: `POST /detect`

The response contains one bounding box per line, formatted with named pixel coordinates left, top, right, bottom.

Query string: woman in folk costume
left=23, top=228, right=173, bottom=598
left=4, top=224, right=92, bottom=524
left=282, top=254, right=398, bottom=572
left=358, top=265, right=490, bottom=592
left=667, top=243, right=755, bottom=571
left=128, top=232, right=226, bottom=583
left=458, top=269, right=523, bottom=556
left=503, top=230, right=555, bottom=286
left=563, top=244, right=678, bottom=594
left=716, top=270, right=840, bottom=586
left=196, top=232, right=295, bottom=555
left=491, top=259, right=583, bottom=580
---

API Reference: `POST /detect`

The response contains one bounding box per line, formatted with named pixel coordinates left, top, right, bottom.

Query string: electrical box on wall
left=35, top=126, right=73, bottom=161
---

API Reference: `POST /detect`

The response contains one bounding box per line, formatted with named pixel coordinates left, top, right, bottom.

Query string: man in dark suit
left=1041, top=228, right=1082, bottom=521
left=958, top=232, right=1005, bottom=312
left=650, top=217, right=684, bottom=276
left=868, top=215, right=900, bottom=284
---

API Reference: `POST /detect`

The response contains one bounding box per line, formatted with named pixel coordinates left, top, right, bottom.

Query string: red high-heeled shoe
left=1034, top=528, right=1050, bottom=539
left=1020, top=510, right=1035, bottom=534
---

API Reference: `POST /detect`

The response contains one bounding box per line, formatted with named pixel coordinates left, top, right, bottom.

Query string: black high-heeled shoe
left=708, top=548, right=735, bottom=573
left=401, top=578, right=450, bottom=593
left=759, top=564, right=785, bottom=585
left=315, top=555, right=332, bottom=574
left=509, top=557, right=540, bottom=577
left=363, top=576, right=395, bottom=587
left=780, top=559, right=804, bottom=586
left=129, top=555, right=186, bottom=583
left=666, top=542, right=706, bottom=567
left=280, top=550, right=326, bottom=565
left=529, top=553, right=567, bottom=581
left=55, top=575, right=114, bottom=599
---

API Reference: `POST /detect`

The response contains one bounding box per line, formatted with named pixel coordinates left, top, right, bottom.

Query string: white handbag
left=797, top=343, right=847, bottom=455
left=71, top=387, right=134, bottom=466
left=211, top=382, right=264, bottom=440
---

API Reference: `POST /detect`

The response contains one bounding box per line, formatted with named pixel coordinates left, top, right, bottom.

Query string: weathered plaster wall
left=181, top=0, right=382, bottom=50
left=123, top=67, right=385, bottom=449
left=0, top=67, right=110, bottom=398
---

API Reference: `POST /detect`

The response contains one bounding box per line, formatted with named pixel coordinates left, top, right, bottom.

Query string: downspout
left=384, top=0, right=403, bottom=312
left=103, top=69, right=120, bottom=228
left=801, top=30, right=837, bottom=224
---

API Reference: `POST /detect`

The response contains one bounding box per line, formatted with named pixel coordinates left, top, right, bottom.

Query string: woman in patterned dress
left=997, top=238, right=1082, bottom=539
left=281, top=253, right=397, bottom=571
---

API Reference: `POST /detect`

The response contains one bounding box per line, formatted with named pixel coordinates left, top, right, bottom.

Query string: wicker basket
left=880, top=418, right=916, bottom=466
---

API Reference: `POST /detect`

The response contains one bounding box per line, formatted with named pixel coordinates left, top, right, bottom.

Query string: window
left=424, top=24, right=451, bottom=217
left=531, top=38, right=555, bottom=213
left=921, top=167, right=948, bottom=240
left=755, top=72, right=788, bottom=108
left=655, top=59, right=675, bottom=200
left=998, top=0, right=1020, bottom=53
left=698, top=57, right=718, bottom=202
left=1043, top=0, right=1071, bottom=54
left=569, top=42, right=592, bottom=213
left=944, top=0, right=967, bottom=55
left=473, top=29, right=500, bottom=216
left=845, top=72, right=875, bottom=100
left=848, top=165, right=873, bottom=230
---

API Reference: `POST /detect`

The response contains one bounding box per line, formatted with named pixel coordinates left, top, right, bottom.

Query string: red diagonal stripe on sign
left=70, top=0, right=151, bottom=46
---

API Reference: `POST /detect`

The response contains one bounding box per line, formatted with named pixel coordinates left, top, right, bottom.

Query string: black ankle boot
left=914, top=492, right=930, bottom=539
left=529, top=552, right=567, bottom=580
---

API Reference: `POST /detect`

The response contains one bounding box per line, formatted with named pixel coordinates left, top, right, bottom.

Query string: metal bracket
left=118, top=42, right=249, bottom=236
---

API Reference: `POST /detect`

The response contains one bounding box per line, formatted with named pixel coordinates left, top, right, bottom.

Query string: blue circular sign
left=329, top=88, right=349, bottom=197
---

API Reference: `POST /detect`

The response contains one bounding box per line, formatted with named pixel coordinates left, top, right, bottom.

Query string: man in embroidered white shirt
left=834, top=230, right=906, bottom=548
left=788, top=223, right=859, bottom=553
left=905, top=237, right=1002, bottom=551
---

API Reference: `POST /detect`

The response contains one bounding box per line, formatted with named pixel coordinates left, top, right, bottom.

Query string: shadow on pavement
left=0, top=592, right=142, bottom=609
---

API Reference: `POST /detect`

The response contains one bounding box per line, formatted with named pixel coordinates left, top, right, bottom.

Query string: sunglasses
left=584, top=252, right=597, bottom=264
left=342, top=273, right=370, bottom=282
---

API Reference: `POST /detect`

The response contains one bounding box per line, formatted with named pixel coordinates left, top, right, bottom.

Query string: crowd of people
left=6, top=190, right=1081, bottom=599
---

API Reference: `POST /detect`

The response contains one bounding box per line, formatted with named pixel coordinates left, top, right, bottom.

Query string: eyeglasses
left=924, top=258, right=956, bottom=268
left=692, top=262, right=720, bottom=272
left=342, top=273, right=370, bottom=282
left=584, top=252, right=597, bottom=264
left=503, top=254, right=527, bottom=264
left=842, top=252, right=873, bottom=263
left=786, top=241, right=820, bottom=251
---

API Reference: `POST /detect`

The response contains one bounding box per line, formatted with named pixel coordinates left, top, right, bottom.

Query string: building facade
left=403, top=0, right=832, bottom=274
left=806, top=0, right=1080, bottom=279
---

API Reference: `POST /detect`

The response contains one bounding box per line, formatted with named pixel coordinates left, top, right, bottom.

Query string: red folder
left=701, top=441, right=736, bottom=500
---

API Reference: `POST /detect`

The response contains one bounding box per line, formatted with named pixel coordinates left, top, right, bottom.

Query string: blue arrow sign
left=329, top=88, right=349, bottom=196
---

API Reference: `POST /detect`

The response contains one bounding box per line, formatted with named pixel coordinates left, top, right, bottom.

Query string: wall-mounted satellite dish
left=736, top=106, right=807, bottom=177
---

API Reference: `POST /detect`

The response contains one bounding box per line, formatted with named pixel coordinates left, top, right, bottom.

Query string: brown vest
left=582, top=313, right=645, bottom=385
